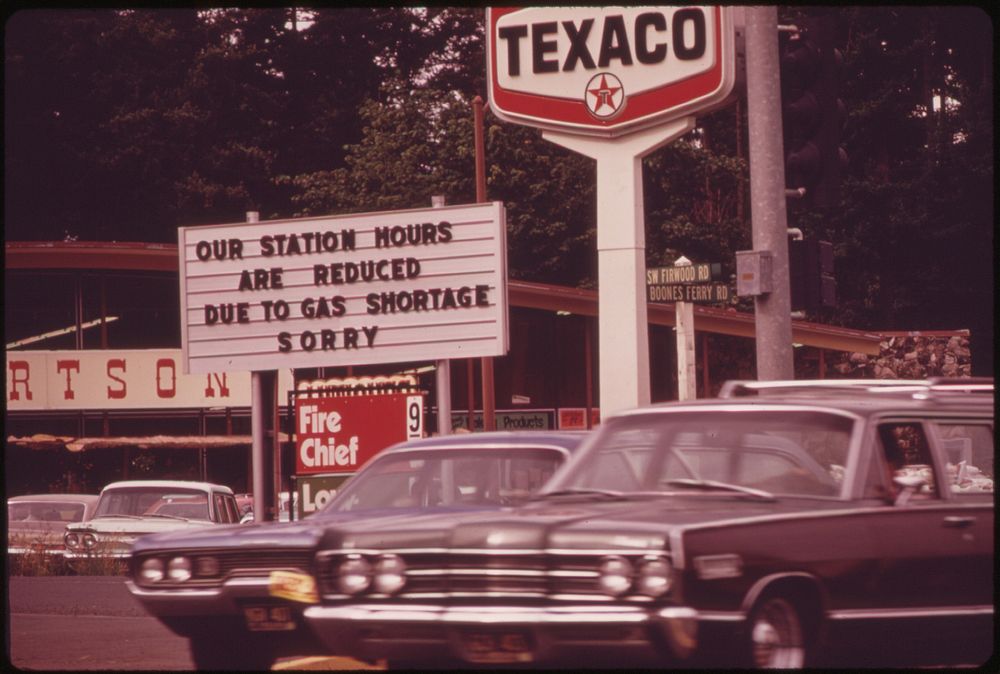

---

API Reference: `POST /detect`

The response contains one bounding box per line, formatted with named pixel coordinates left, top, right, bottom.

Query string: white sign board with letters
left=178, top=202, right=509, bottom=374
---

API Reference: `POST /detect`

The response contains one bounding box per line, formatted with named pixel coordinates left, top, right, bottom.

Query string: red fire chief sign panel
left=296, top=393, right=424, bottom=475
left=487, top=6, right=737, bottom=137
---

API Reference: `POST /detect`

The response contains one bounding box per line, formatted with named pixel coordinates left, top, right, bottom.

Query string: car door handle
left=942, top=516, right=976, bottom=529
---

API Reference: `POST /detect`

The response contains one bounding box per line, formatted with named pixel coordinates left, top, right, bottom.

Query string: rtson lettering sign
left=178, top=203, right=509, bottom=374
left=487, top=6, right=736, bottom=137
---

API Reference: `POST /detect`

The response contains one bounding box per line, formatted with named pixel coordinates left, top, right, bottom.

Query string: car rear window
left=8, top=502, right=87, bottom=523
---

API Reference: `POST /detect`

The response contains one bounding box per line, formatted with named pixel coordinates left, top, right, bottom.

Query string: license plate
left=462, top=630, right=534, bottom=664
left=243, top=605, right=296, bottom=632
left=268, top=570, right=319, bottom=604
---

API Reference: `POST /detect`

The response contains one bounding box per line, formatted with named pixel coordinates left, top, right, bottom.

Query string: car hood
left=130, top=504, right=506, bottom=554
left=318, top=495, right=849, bottom=552
left=67, top=517, right=220, bottom=537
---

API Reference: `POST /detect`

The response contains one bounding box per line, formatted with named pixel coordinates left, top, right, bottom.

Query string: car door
left=863, top=418, right=992, bottom=610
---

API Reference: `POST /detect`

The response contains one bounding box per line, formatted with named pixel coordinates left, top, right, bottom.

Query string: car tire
left=743, top=594, right=808, bottom=669
left=188, top=634, right=277, bottom=671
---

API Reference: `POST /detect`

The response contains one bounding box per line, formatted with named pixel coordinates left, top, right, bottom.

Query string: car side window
left=935, top=422, right=994, bottom=494
left=225, top=495, right=240, bottom=522
left=213, top=493, right=230, bottom=523
left=876, top=422, right=939, bottom=500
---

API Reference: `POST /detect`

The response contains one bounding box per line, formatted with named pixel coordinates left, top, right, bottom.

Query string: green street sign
left=648, top=282, right=732, bottom=304
left=646, top=263, right=722, bottom=285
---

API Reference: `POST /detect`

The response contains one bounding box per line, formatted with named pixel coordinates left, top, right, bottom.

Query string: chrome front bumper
left=303, top=603, right=699, bottom=665
left=126, top=577, right=275, bottom=617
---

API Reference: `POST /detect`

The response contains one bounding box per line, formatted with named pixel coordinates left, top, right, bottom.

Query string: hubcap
left=750, top=597, right=805, bottom=668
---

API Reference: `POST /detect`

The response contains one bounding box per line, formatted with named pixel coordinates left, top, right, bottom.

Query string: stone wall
left=831, top=331, right=973, bottom=379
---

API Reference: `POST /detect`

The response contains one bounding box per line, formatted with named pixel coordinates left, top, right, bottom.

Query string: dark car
left=126, top=431, right=584, bottom=670
left=302, top=379, right=993, bottom=669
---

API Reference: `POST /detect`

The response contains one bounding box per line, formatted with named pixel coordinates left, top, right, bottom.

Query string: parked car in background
left=127, top=431, right=585, bottom=670
left=233, top=491, right=297, bottom=523
left=64, top=480, right=241, bottom=564
left=302, top=379, right=993, bottom=669
left=8, top=493, right=100, bottom=560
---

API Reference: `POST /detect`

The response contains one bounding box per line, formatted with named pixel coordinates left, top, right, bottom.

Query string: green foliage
left=3, top=7, right=993, bottom=371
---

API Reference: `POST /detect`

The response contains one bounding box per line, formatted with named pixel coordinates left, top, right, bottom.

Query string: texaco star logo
left=585, top=72, right=625, bottom=119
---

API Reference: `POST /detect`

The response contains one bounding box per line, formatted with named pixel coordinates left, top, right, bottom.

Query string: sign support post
left=247, top=209, right=279, bottom=523
left=544, top=118, right=694, bottom=417
left=431, top=195, right=452, bottom=436
left=672, top=256, right=697, bottom=401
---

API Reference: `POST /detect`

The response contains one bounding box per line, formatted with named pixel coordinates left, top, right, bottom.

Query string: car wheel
left=188, top=634, right=277, bottom=671
left=744, top=595, right=807, bottom=668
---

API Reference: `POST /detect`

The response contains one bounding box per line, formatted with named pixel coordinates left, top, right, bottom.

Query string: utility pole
left=745, top=6, right=794, bottom=380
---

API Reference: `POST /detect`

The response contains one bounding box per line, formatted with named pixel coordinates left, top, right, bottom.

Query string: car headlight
left=598, top=555, right=633, bottom=597
left=337, top=554, right=372, bottom=595
left=167, top=556, right=192, bottom=582
left=373, top=554, right=406, bottom=595
left=636, top=556, right=672, bottom=597
left=139, top=558, right=165, bottom=583
left=82, top=533, right=97, bottom=549
left=65, top=533, right=80, bottom=549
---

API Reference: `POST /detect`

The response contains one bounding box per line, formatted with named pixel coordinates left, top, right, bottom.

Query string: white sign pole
left=673, top=256, right=697, bottom=401
left=432, top=195, right=452, bottom=436
left=543, top=118, right=695, bottom=418
left=247, top=210, right=276, bottom=523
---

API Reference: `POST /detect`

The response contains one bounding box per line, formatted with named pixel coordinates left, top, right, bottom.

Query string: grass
left=8, top=534, right=128, bottom=576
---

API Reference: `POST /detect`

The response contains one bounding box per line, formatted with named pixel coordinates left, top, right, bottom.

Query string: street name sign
left=648, top=282, right=731, bottom=304
left=646, top=263, right=722, bottom=284
left=487, top=6, right=737, bottom=137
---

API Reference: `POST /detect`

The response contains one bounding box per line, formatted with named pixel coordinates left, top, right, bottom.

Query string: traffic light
left=789, top=238, right=836, bottom=312
left=780, top=15, right=847, bottom=208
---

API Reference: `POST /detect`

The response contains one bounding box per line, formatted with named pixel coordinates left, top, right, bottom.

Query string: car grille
left=134, top=548, right=314, bottom=588
left=316, top=549, right=666, bottom=601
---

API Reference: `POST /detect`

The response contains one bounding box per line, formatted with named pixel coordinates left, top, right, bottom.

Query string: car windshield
left=94, top=487, right=211, bottom=520
left=8, top=502, right=87, bottom=523
left=551, top=411, right=854, bottom=498
left=320, top=448, right=563, bottom=514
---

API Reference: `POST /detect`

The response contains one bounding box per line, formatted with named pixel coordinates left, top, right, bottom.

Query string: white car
left=64, top=480, right=241, bottom=562
left=8, top=493, right=100, bottom=558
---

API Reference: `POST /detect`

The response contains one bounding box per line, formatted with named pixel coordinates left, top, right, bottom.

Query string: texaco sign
left=487, top=6, right=736, bottom=137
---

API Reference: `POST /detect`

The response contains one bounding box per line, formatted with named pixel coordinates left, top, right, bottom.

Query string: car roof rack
left=717, top=377, right=994, bottom=399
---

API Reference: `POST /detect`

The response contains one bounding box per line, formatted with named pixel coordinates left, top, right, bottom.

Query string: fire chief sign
left=487, top=6, right=737, bottom=137
left=296, top=393, right=424, bottom=475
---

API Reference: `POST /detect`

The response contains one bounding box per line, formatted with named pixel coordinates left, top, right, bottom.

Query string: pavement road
left=6, top=576, right=381, bottom=671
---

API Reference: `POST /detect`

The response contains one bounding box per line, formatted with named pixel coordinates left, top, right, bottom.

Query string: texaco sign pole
left=487, top=7, right=736, bottom=417
left=543, top=120, right=693, bottom=413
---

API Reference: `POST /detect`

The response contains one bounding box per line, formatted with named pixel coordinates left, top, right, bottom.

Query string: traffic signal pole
left=745, top=7, right=795, bottom=380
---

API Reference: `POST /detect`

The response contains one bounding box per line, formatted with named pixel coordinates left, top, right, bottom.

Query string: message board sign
left=178, top=202, right=508, bottom=374
left=487, top=6, right=736, bottom=137
left=295, top=393, right=424, bottom=475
